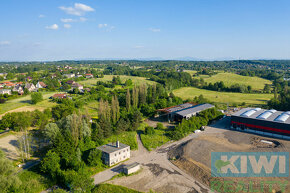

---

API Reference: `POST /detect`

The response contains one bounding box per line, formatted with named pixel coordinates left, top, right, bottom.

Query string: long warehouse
left=231, top=108, right=290, bottom=139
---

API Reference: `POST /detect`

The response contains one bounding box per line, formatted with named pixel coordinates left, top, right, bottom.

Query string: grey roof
left=123, top=162, right=140, bottom=170
left=166, top=103, right=194, bottom=113
left=174, top=103, right=215, bottom=117
left=232, top=108, right=290, bottom=124
left=97, top=142, right=129, bottom=154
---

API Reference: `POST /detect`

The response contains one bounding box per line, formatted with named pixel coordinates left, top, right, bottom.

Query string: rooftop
left=232, top=108, right=290, bottom=124
left=158, top=103, right=195, bottom=113
left=123, top=162, right=140, bottom=170
left=97, top=142, right=129, bottom=154
left=175, top=103, right=215, bottom=117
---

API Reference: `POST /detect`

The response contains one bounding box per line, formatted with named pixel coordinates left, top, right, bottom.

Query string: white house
left=71, top=83, right=83, bottom=90
left=85, top=74, right=94, bottom=79
left=0, top=89, right=12, bottom=95
left=12, top=85, right=24, bottom=95
left=64, top=74, right=75, bottom=78
left=97, top=141, right=130, bottom=166
left=25, top=83, right=36, bottom=92
left=36, top=82, right=47, bottom=89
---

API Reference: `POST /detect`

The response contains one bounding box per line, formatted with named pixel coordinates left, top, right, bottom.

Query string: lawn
left=198, top=72, right=272, bottom=91
left=92, top=184, right=142, bottom=193
left=0, top=92, right=59, bottom=115
left=77, top=75, right=156, bottom=87
left=103, top=131, right=138, bottom=150
left=140, top=129, right=170, bottom=151
left=173, top=87, right=273, bottom=106
left=184, top=70, right=197, bottom=76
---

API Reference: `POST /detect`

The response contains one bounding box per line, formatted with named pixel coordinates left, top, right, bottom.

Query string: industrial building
left=97, top=141, right=130, bottom=166
left=231, top=108, right=290, bottom=140
left=158, top=103, right=215, bottom=122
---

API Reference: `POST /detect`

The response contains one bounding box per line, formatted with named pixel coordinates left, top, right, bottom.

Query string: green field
left=0, top=92, right=59, bottom=115
left=173, top=87, right=273, bottom=105
left=93, top=184, right=141, bottom=193
left=198, top=72, right=272, bottom=91
left=184, top=70, right=197, bottom=76
left=140, top=129, right=170, bottom=151
left=77, top=75, right=156, bottom=87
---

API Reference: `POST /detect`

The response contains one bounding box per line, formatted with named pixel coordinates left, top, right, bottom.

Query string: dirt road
left=93, top=132, right=212, bottom=193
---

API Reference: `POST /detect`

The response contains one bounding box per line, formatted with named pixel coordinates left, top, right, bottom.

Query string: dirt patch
left=0, top=133, right=19, bottom=160
left=169, top=127, right=290, bottom=193
left=0, top=106, right=46, bottom=118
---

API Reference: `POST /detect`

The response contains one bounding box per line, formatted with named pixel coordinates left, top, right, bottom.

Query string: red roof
left=52, top=94, right=67, bottom=99
left=86, top=74, right=93, bottom=76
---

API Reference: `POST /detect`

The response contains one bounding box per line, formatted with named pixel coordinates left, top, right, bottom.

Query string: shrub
left=145, top=126, right=155, bottom=135
left=31, top=92, right=43, bottom=104
left=87, top=149, right=102, bottom=166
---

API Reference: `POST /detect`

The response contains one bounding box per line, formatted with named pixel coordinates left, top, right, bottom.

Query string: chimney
left=116, top=141, right=120, bottom=148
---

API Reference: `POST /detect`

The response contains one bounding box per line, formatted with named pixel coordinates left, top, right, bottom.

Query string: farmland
left=197, top=72, right=272, bottom=91
left=77, top=75, right=156, bottom=87
left=173, top=87, right=273, bottom=105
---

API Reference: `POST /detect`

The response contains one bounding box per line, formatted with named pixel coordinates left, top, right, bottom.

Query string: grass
left=197, top=72, right=272, bottom=91
left=103, top=131, right=138, bottom=150
left=82, top=100, right=99, bottom=116
left=0, top=92, right=59, bottom=115
left=110, top=169, right=143, bottom=180
left=77, top=75, right=156, bottom=87
left=16, top=164, right=55, bottom=193
left=92, top=184, right=142, bottom=193
left=173, top=87, right=273, bottom=106
left=184, top=70, right=197, bottom=76
left=140, top=129, right=170, bottom=151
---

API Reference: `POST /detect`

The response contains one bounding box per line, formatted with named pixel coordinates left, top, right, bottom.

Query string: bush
left=155, top=123, right=164, bottom=130
left=87, top=149, right=102, bottom=166
left=31, top=92, right=43, bottom=104
left=145, top=126, right=155, bottom=135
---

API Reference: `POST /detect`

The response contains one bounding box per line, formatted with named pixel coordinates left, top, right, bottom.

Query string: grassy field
left=198, top=72, right=272, bottom=91
left=103, top=131, right=138, bottom=150
left=77, top=75, right=156, bottom=87
left=173, top=87, right=273, bottom=105
left=184, top=70, right=197, bottom=76
left=140, top=129, right=170, bottom=151
left=93, top=184, right=141, bottom=193
left=0, top=92, right=59, bottom=115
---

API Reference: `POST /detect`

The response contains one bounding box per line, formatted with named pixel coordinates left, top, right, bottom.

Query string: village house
left=76, top=74, right=83, bottom=78
left=36, top=81, right=47, bottom=89
left=12, top=85, right=24, bottom=95
left=52, top=93, right=67, bottom=99
left=97, top=141, right=130, bottom=166
left=0, top=89, right=12, bottom=95
left=71, top=83, right=83, bottom=90
left=25, top=83, right=36, bottom=92
left=66, top=80, right=75, bottom=85
left=64, top=74, right=75, bottom=78
left=85, top=73, right=94, bottom=79
left=26, top=76, right=32, bottom=81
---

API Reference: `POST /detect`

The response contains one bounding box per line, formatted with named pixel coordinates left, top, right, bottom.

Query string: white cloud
left=46, top=24, right=59, bottom=30
left=64, top=24, right=72, bottom=29
left=79, top=17, right=87, bottom=22
left=0, top=41, right=11, bottom=46
left=59, top=3, right=94, bottom=16
left=149, top=28, right=161, bottom=32
left=98, top=24, right=115, bottom=31
left=61, top=18, right=75, bottom=23
left=39, top=14, right=45, bottom=18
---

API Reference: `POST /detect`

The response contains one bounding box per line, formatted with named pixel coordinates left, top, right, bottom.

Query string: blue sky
left=0, top=0, right=290, bottom=61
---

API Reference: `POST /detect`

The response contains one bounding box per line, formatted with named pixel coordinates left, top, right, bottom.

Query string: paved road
left=93, top=131, right=213, bottom=193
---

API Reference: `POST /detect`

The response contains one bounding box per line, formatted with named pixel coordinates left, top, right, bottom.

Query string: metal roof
left=97, top=142, right=129, bottom=154
left=123, top=162, right=140, bottom=170
left=233, top=108, right=290, bottom=124
left=174, top=103, right=215, bottom=117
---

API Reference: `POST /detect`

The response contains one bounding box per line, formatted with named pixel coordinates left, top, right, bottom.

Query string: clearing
left=197, top=72, right=272, bottom=91
left=173, top=87, right=273, bottom=105
left=77, top=75, right=156, bottom=87
left=0, top=92, right=59, bottom=117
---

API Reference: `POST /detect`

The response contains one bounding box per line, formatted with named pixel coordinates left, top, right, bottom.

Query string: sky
left=0, top=0, right=290, bottom=61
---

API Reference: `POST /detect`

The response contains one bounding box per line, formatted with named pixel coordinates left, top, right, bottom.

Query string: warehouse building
left=231, top=108, right=290, bottom=140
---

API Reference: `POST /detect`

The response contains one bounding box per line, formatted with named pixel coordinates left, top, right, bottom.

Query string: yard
left=196, top=72, right=272, bottom=91
left=173, top=87, right=273, bottom=106
left=77, top=75, right=156, bottom=87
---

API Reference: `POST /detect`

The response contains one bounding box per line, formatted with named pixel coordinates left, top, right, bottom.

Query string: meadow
left=0, top=92, right=59, bottom=116
left=77, top=75, right=156, bottom=87
left=173, top=87, right=273, bottom=105
left=140, top=129, right=170, bottom=151
left=197, top=72, right=272, bottom=91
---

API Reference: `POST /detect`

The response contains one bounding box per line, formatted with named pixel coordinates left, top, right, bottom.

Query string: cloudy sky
left=1, top=0, right=290, bottom=61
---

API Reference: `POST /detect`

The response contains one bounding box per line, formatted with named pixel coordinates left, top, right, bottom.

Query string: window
left=115, top=153, right=117, bottom=156
left=119, top=152, right=121, bottom=155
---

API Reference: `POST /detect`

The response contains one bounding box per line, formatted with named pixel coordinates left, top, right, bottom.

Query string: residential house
left=51, top=74, right=57, bottom=79
left=3, top=81, right=15, bottom=88
left=52, top=93, right=67, bottom=99
left=85, top=74, right=94, bottom=79
left=66, top=80, right=75, bottom=85
left=25, top=83, right=36, bottom=92
left=64, top=74, right=75, bottom=78
left=12, top=85, right=24, bottom=95
left=71, top=83, right=83, bottom=90
left=76, top=75, right=83, bottom=78
left=26, top=76, right=32, bottom=81
left=36, top=82, right=47, bottom=89
left=97, top=141, right=130, bottom=166
left=0, top=89, right=12, bottom=95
